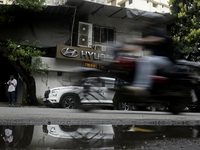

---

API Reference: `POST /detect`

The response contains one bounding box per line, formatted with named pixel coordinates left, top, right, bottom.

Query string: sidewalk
left=0, top=102, right=46, bottom=108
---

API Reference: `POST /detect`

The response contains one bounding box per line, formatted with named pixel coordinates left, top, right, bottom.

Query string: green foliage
left=22, top=95, right=31, bottom=104
left=0, top=0, right=46, bottom=25
left=0, top=0, right=48, bottom=72
left=15, top=0, right=46, bottom=12
left=5, top=40, right=49, bottom=74
left=0, top=7, right=14, bottom=24
left=169, top=0, right=200, bottom=60
left=0, top=0, right=48, bottom=105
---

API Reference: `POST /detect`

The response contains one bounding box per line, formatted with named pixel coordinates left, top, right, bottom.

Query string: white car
left=45, top=125, right=114, bottom=139
left=43, top=77, right=115, bottom=109
left=41, top=125, right=114, bottom=149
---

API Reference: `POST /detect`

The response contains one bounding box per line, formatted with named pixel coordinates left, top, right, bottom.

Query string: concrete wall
left=35, top=57, right=84, bottom=72
left=17, top=77, right=26, bottom=104
left=33, top=71, right=82, bottom=101
left=32, top=57, right=84, bottom=101
left=88, top=13, right=142, bottom=43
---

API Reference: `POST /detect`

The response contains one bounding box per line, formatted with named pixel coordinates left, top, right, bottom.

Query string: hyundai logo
left=61, top=48, right=79, bottom=58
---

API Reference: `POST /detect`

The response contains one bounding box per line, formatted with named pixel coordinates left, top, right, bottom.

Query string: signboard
left=85, top=63, right=106, bottom=69
left=56, top=45, right=112, bottom=62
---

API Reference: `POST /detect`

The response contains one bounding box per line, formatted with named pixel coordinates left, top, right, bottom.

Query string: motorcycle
left=111, top=56, right=196, bottom=114
left=77, top=42, right=199, bottom=114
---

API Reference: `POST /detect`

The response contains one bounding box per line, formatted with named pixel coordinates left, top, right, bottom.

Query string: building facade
left=107, top=0, right=170, bottom=13
left=30, top=1, right=171, bottom=101
left=44, top=0, right=67, bottom=6
left=85, top=0, right=108, bottom=4
left=33, top=5, right=144, bottom=100
left=0, top=1, right=171, bottom=104
left=0, top=0, right=12, bottom=4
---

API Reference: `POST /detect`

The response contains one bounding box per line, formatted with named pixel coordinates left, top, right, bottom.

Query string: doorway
left=0, top=55, right=18, bottom=102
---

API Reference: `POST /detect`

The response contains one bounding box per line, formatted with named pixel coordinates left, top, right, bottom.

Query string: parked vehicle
left=43, top=77, right=115, bottom=109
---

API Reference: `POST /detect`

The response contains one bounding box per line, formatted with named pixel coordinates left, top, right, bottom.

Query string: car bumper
left=43, top=98, right=60, bottom=108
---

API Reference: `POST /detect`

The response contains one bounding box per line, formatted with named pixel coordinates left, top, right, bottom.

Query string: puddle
left=0, top=125, right=200, bottom=149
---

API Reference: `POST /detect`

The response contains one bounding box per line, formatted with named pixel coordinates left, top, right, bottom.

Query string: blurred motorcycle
left=77, top=11, right=198, bottom=114
left=110, top=53, right=196, bottom=114
left=78, top=43, right=198, bottom=114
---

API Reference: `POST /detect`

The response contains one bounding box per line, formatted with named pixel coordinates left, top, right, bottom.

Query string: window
left=129, top=0, right=132, bottom=4
left=153, top=3, right=158, bottom=8
left=85, top=79, right=102, bottom=87
left=94, top=26, right=100, bottom=43
left=120, top=2, right=125, bottom=7
left=105, top=80, right=115, bottom=88
left=90, top=82, right=102, bottom=87
left=93, top=25, right=115, bottom=44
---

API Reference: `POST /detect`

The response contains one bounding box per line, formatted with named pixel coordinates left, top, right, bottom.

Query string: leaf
left=6, top=40, right=49, bottom=74
left=170, top=0, right=200, bottom=61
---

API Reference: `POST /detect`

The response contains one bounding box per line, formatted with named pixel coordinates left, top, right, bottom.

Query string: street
left=1, top=107, right=200, bottom=149
left=0, top=107, right=199, bottom=125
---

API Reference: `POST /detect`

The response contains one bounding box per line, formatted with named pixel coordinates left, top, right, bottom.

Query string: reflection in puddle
left=0, top=125, right=200, bottom=149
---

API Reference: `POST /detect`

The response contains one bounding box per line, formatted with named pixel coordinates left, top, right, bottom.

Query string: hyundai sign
left=57, top=45, right=112, bottom=62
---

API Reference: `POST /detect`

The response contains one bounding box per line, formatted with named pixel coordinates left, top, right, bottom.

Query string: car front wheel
left=61, top=95, right=77, bottom=109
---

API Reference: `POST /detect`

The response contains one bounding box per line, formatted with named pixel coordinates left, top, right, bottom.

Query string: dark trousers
left=8, top=91, right=15, bottom=105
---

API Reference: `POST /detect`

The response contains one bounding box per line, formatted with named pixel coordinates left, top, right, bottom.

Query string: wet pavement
left=1, top=107, right=200, bottom=126
left=0, top=108, right=200, bottom=149
left=0, top=125, right=200, bottom=149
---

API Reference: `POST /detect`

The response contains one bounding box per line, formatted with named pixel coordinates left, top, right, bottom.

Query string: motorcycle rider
left=123, top=18, right=175, bottom=95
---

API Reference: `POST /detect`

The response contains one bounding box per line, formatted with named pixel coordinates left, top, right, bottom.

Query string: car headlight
left=52, top=89, right=60, bottom=96
left=50, top=127, right=57, bottom=135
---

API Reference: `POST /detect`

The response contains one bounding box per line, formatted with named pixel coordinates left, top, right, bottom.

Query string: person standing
left=7, top=75, right=17, bottom=106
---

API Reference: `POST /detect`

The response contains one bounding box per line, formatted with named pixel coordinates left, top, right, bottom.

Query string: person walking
left=7, top=75, right=17, bottom=106
left=122, top=18, right=175, bottom=96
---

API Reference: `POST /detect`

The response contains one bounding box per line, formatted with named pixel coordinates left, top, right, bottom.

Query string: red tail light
left=149, top=75, right=169, bottom=83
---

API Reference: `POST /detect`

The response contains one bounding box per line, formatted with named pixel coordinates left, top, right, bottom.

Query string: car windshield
left=73, top=79, right=86, bottom=86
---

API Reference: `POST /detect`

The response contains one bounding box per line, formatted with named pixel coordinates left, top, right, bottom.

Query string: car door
left=81, top=78, right=106, bottom=103
left=103, top=79, right=115, bottom=101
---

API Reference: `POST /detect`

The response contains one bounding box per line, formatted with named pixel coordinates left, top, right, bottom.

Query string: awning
left=0, top=1, right=177, bottom=48
left=65, top=0, right=177, bottom=25
left=0, top=5, right=76, bottom=48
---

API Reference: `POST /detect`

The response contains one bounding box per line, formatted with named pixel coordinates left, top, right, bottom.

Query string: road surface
left=0, top=107, right=199, bottom=125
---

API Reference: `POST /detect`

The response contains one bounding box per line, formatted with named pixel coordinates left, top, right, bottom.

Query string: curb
left=0, top=102, right=47, bottom=108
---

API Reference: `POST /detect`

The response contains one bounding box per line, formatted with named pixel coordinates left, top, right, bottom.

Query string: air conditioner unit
left=94, top=45, right=106, bottom=51
left=78, top=22, right=93, bottom=48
